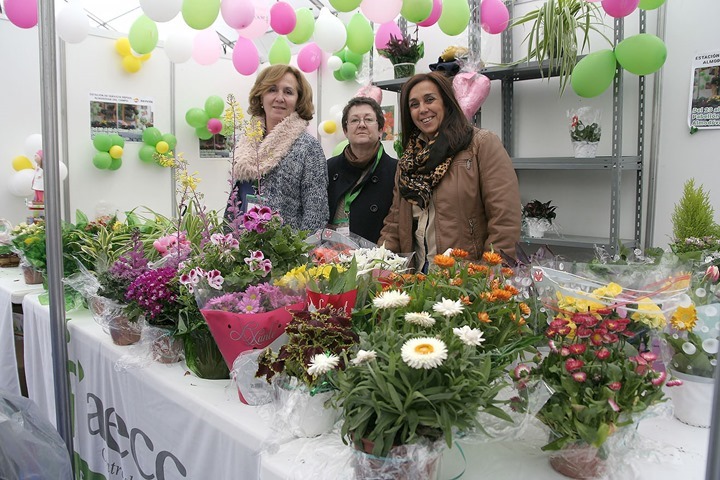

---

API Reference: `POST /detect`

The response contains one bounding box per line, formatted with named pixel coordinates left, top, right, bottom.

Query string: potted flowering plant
left=331, top=249, right=535, bottom=477
left=569, top=107, right=602, bottom=158
left=378, top=27, right=425, bottom=79
left=10, top=221, right=46, bottom=284
left=523, top=199, right=556, bottom=239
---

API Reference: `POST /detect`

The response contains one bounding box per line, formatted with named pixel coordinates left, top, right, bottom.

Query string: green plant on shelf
left=570, top=116, right=601, bottom=143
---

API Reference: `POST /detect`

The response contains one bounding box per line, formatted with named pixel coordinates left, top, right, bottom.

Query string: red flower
left=568, top=343, right=586, bottom=355
left=595, top=348, right=611, bottom=360
left=572, top=371, right=587, bottom=382
left=565, top=358, right=584, bottom=372
left=608, top=381, right=622, bottom=391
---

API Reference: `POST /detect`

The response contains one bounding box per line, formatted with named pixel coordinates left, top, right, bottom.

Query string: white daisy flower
left=351, top=349, right=377, bottom=365
left=404, top=311, right=436, bottom=328
left=401, top=337, right=448, bottom=370
left=453, top=325, right=486, bottom=347
left=432, top=298, right=464, bottom=317
left=373, top=290, right=411, bottom=309
left=307, top=353, right=340, bottom=376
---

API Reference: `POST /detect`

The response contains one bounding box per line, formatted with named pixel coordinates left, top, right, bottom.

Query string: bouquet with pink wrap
left=452, top=50, right=491, bottom=120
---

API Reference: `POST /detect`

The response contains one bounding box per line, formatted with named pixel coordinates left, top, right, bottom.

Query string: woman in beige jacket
left=379, top=72, right=520, bottom=271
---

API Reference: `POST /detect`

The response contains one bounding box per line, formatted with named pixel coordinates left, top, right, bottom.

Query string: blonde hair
left=248, top=65, right=315, bottom=121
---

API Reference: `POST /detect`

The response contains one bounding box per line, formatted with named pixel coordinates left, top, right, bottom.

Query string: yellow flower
left=275, top=265, right=309, bottom=290
left=156, top=152, right=176, bottom=168
left=178, top=170, right=201, bottom=192
left=592, top=282, right=623, bottom=300
left=24, top=237, right=39, bottom=245
left=670, top=305, right=697, bottom=331
left=112, top=221, right=123, bottom=232
left=308, top=264, right=345, bottom=281
left=631, top=297, right=666, bottom=330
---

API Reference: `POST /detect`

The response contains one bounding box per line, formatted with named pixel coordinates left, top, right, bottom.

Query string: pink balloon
left=236, top=2, right=270, bottom=39
left=270, top=2, right=296, bottom=35
left=207, top=118, right=223, bottom=134
left=233, top=37, right=260, bottom=75
left=221, top=0, right=255, bottom=29
left=360, top=0, right=402, bottom=24
left=297, top=42, right=323, bottom=73
left=480, top=0, right=509, bottom=34
left=5, top=0, right=38, bottom=29
left=192, top=29, right=222, bottom=66
left=418, top=0, right=442, bottom=27
left=601, top=0, right=639, bottom=18
left=375, top=22, right=402, bottom=50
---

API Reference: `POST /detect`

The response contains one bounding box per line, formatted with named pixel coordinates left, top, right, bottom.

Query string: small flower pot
left=393, top=63, right=416, bottom=79
left=525, top=218, right=551, bottom=239
left=107, top=315, right=142, bottom=346
left=353, top=439, right=444, bottom=480
left=274, top=377, right=339, bottom=438
left=0, top=253, right=20, bottom=268
left=572, top=141, right=599, bottom=158
left=148, top=327, right=184, bottom=364
left=182, top=326, right=229, bottom=380
left=22, top=265, right=44, bottom=285
left=549, top=441, right=606, bottom=479
left=669, top=369, right=714, bottom=428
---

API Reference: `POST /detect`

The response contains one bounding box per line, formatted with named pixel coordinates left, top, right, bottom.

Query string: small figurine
left=31, top=149, right=44, bottom=204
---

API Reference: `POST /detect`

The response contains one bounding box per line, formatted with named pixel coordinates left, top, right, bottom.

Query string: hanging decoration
left=115, top=37, right=152, bottom=74
left=92, top=134, right=126, bottom=171
left=128, top=15, right=159, bottom=55
left=185, top=96, right=225, bottom=139
left=56, top=3, right=90, bottom=44
left=138, top=128, right=178, bottom=165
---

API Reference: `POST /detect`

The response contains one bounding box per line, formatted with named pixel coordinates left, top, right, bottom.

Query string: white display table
left=22, top=300, right=711, bottom=480
left=0, top=267, right=43, bottom=395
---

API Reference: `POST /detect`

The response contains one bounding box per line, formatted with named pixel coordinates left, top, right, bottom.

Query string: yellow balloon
left=323, top=120, right=337, bottom=134
left=115, top=37, right=132, bottom=57
left=122, top=55, right=142, bottom=73
left=138, top=53, right=152, bottom=62
left=109, top=145, right=124, bottom=159
left=12, top=155, right=33, bottom=171
left=155, top=141, right=169, bottom=154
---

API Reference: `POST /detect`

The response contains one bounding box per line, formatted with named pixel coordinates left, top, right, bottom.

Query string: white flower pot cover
left=275, top=379, right=339, bottom=437
left=572, top=141, right=599, bottom=158
left=526, top=218, right=551, bottom=238
left=670, top=369, right=715, bottom=428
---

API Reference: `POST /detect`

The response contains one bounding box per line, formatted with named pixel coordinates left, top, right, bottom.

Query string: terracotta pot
left=108, top=315, right=142, bottom=346
left=549, top=442, right=606, bottom=479
left=353, top=439, right=443, bottom=480
left=22, top=265, right=44, bottom=285
left=0, top=253, right=20, bottom=268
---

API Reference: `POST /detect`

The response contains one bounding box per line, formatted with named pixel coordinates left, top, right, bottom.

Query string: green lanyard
left=338, top=145, right=383, bottom=224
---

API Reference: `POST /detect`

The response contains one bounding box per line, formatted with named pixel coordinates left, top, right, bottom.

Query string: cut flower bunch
left=332, top=249, right=536, bottom=458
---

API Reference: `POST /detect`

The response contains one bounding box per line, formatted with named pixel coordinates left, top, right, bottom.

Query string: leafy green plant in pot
left=523, top=199, right=557, bottom=238
left=509, top=0, right=611, bottom=93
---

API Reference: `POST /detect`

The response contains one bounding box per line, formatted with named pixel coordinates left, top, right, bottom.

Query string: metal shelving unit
left=373, top=2, right=645, bottom=255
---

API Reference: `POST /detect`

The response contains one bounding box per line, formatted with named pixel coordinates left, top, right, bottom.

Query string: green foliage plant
left=670, top=179, right=720, bottom=254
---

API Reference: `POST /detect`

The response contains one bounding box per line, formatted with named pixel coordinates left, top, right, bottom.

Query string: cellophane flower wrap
left=331, top=249, right=536, bottom=460
left=181, top=205, right=311, bottom=370
left=525, top=258, right=690, bottom=456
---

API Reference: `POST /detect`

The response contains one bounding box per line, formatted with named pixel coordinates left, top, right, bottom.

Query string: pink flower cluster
left=244, top=250, right=272, bottom=277
left=125, top=267, right=178, bottom=320
left=179, top=267, right=224, bottom=292
left=203, top=282, right=303, bottom=314
left=242, top=205, right=276, bottom=233
left=153, top=232, right=191, bottom=259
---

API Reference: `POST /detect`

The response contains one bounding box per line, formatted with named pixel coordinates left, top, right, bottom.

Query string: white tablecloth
left=22, top=292, right=56, bottom=426
left=0, top=267, right=43, bottom=395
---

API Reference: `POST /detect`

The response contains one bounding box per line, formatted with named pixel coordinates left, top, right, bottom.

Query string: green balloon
left=438, top=0, right=470, bottom=36
left=268, top=36, right=292, bottom=65
left=346, top=14, right=373, bottom=55
left=340, top=62, right=358, bottom=81
left=109, top=158, right=123, bottom=171
left=142, top=127, right=163, bottom=146
left=196, top=126, right=213, bottom=140
left=345, top=50, right=363, bottom=67
left=571, top=49, right=617, bottom=98
left=109, top=134, right=125, bottom=148
left=92, top=134, right=112, bottom=152
left=128, top=15, right=158, bottom=55
left=204, top=95, right=225, bottom=118
left=335, top=49, right=347, bottom=62
left=287, top=8, right=314, bottom=45
left=162, top=133, right=177, bottom=151
left=638, top=0, right=665, bottom=9
left=615, top=34, right=667, bottom=76
left=332, top=139, right=349, bottom=156
left=185, top=108, right=209, bottom=128
left=329, top=0, right=362, bottom=12
left=181, top=0, right=220, bottom=30
left=401, top=0, right=433, bottom=24
left=333, top=68, right=345, bottom=82
left=92, top=152, right=112, bottom=169
left=139, top=145, right=157, bottom=163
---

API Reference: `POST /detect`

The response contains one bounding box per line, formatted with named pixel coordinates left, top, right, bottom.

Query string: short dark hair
left=341, top=97, right=385, bottom=132
left=248, top=65, right=315, bottom=120
left=399, top=72, right=473, bottom=152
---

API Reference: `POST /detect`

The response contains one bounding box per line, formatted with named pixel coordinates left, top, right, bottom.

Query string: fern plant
left=670, top=179, right=720, bottom=253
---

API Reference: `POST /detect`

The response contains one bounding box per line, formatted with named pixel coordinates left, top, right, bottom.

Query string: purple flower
left=238, top=296, right=262, bottom=314
left=206, top=269, right=224, bottom=289
left=126, top=266, right=178, bottom=320
left=242, top=206, right=276, bottom=233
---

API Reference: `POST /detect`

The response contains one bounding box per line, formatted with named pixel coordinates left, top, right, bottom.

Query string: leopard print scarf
left=398, top=131, right=453, bottom=209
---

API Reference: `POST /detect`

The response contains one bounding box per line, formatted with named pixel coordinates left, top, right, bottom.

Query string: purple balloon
left=297, top=42, right=323, bottom=73
left=418, top=0, right=442, bottom=27
left=5, top=0, right=38, bottom=29
left=601, top=0, right=640, bottom=18
left=233, top=37, right=260, bottom=75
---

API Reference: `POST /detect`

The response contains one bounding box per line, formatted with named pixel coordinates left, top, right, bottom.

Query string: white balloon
left=24, top=134, right=43, bottom=158
left=192, top=29, right=222, bottom=66
left=327, top=56, right=343, bottom=71
left=8, top=170, right=35, bottom=198
left=59, top=161, right=68, bottom=181
left=165, top=31, right=194, bottom=63
left=314, top=8, right=347, bottom=54
left=329, top=104, right=344, bottom=119
left=56, top=4, right=89, bottom=44
left=139, top=0, right=182, bottom=22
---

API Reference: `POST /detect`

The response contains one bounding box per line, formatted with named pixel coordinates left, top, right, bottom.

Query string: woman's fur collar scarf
left=232, top=112, right=309, bottom=181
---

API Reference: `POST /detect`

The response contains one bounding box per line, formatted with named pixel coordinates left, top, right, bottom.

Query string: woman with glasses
left=326, top=97, right=397, bottom=243
left=225, top=65, right=328, bottom=232
left=379, top=72, right=520, bottom=270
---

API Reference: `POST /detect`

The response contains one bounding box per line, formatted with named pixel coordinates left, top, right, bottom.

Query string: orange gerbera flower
left=434, top=254, right=455, bottom=268
left=450, top=277, right=463, bottom=286
left=451, top=248, right=469, bottom=258
left=501, top=267, right=515, bottom=276
left=519, top=303, right=531, bottom=315
left=504, top=285, right=520, bottom=296
left=468, top=263, right=490, bottom=275
left=477, top=312, right=492, bottom=323
left=460, top=295, right=472, bottom=305
left=492, top=289, right=513, bottom=301
left=415, top=273, right=427, bottom=282
left=483, top=251, right=503, bottom=265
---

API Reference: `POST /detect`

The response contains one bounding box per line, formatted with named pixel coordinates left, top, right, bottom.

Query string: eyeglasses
left=348, top=117, right=378, bottom=127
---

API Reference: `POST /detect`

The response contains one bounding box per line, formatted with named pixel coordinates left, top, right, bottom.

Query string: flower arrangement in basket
left=523, top=199, right=557, bottom=239
left=522, top=264, right=689, bottom=478
left=330, top=249, right=536, bottom=476
left=568, top=107, right=601, bottom=158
